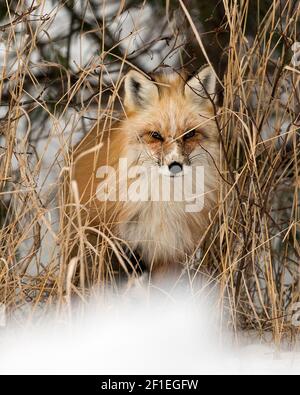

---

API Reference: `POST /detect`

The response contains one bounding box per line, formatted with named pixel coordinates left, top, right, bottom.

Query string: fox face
left=122, top=66, right=220, bottom=177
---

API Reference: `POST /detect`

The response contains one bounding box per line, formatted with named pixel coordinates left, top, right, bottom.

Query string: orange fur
left=71, top=67, right=221, bottom=277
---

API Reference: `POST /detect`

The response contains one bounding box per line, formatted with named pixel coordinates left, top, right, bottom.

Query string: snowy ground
left=0, top=288, right=299, bottom=375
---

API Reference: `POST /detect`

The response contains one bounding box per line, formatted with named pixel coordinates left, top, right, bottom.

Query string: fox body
left=72, top=66, right=221, bottom=277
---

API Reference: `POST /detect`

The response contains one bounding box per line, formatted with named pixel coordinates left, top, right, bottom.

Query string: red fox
left=71, top=65, right=221, bottom=281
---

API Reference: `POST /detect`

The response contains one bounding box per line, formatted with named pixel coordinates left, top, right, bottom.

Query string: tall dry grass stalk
left=0, top=0, right=299, bottom=343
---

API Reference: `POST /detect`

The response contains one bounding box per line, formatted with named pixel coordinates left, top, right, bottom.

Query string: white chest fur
left=119, top=201, right=195, bottom=266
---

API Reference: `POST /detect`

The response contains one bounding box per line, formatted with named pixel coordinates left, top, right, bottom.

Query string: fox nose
left=168, top=162, right=183, bottom=175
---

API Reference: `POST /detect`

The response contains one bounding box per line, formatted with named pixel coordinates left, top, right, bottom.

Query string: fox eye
left=150, top=131, right=164, bottom=141
left=183, top=129, right=196, bottom=141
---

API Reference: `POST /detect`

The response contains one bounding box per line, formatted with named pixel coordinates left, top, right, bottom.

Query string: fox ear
left=124, top=70, right=159, bottom=112
left=185, top=65, right=217, bottom=103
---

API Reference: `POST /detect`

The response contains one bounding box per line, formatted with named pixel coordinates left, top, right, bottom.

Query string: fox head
left=122, top=66, right=220, bottom=178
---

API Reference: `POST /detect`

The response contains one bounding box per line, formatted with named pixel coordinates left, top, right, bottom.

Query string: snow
left=0, top=289, right=299, bottom=375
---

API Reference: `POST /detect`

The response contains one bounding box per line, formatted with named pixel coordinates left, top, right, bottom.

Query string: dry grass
left=0, top=0, right=299, bottom=344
